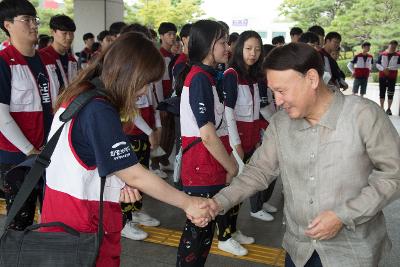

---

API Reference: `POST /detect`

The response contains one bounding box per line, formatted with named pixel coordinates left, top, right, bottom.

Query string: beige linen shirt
left=214, top=91, right=400, bottom=267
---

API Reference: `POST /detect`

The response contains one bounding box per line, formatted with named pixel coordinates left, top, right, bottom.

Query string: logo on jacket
left=110, top=141, right=131, bottom=160
left=199, top=103, right=206, bottom=114
left=38, top=73, right=50, bottom=103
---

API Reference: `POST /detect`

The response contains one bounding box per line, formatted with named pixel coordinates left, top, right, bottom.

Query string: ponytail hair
left=173, top=20, right=227, bottom=96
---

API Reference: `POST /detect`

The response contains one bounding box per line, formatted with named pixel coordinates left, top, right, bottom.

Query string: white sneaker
left=218, top=238, right=248, bottom=256
left=232, top=230, right=255, bottom=244
left=250, top=210, right=274, bottom=221
left=262, top=202, right=277, bottom=213
left=131, top=211, right=160, bottom=227
left=121, top=221, right=148, bottom=240
left=150, top=167, right=168, bottom=179
left=160, top=163, right=174, bottom=171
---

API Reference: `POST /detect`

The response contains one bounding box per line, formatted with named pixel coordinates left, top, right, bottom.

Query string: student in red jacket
left=0, top=0, right=60, bottom=229
left=41, top=14, right=78, bottom=89
left=347, top=42, right=373, bottom=97
left=376, top=40, right=399, bottom=115
left=176, top=20, right=239, bottom=266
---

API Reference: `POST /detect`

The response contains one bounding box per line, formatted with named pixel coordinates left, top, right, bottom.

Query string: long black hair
left=174, top=20, right=227, bottom=96
left=229, top=30, right=264, bottom=82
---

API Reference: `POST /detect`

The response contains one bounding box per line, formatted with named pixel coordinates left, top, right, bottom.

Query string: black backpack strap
left=95, top=176, right=106, bottom=257
left=182, top=116, right=224, bottom=156
left=4, top=89, right=105, bottom=229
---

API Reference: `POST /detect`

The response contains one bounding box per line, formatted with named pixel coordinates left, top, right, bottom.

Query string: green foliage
left=337, top=59, right=352, bottom=77
left=280, top=0, right=400, bottom=52
left=36, top=0, right=74, bottom=36
left=124, top=0, right=204, bottom=30
left=280, top=0, right=353, bottom=29
left=372, top=72, right=379, bottom=82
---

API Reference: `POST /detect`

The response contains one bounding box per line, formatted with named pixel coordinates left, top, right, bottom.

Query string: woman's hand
left=184, top=196, right=215, bottom=227
left=119, top=185, right=142, bottom=203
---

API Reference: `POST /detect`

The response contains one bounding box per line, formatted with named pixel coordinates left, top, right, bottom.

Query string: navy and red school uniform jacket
left=0, top=45, right=60, bottom=153
left=320, top=48, right=342, bottom=85
left=376, top=51, right=400, bottom=80
left=224, top=68, right=269, bottom=153
left=180, top=64, right=231, bottom=187
left=41, top=45, right=78, bottom=87
left=350, top=53, right=373, bottom=79
left=172, top=52, right=188, bottom=81
left=159, top=47, right=174, bottom=98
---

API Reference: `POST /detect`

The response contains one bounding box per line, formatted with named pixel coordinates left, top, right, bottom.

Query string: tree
left=279, top=0, right=353, bottom=29
left=280, top=0, right=400, bottom=52
left=330, top=0, right=400, bottom=49
left=125, top=0, right=204, bottom=30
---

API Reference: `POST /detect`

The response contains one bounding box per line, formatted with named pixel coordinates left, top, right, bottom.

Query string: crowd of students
left=0, top=0, right=399, bottom=266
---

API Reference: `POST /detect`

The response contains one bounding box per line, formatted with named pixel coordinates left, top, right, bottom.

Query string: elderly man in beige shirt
left=194, top=43, right=400, bottom=267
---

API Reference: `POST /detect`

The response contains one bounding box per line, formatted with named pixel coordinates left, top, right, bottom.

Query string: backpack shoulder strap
left=4, top=88, right=105, bottom=229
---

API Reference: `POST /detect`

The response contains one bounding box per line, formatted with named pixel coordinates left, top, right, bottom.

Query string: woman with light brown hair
left=40, top=32, right=212, bottom=266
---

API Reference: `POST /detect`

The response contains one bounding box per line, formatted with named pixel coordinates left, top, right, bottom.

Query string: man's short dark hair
left=290, top=27, right=303, bottom=36
left=272, top=36, right=285, bottom=45
left=361, top=42, right=371, bottom=48
left=325, top=32, right=342, bottom=42
left=83, top=32, right=94, bottom=41
left=49, top=14, right=76, bottom=32
left=0, top=0, right=36, bottom=36
left=308, top=25, right=325, bottom=37
left=299, top=31, right=319, bottom=44
left=120, top=23, right=151, bottom=39
left=158, top=22, right=177, bottom=35
left=389, top=40, right=398, bottom=46
left=180, top=23, right=192, bottom=39
left=263, top=43, right=324, bottom=77
left=97, top=30, right=111, bottom=42
left=109, top=21, right=127, bottom=36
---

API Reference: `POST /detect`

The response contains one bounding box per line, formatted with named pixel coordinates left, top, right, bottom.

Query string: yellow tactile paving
left=141, top=225, right=285, bottom=266
left=0, top=199, right=285, bottom=266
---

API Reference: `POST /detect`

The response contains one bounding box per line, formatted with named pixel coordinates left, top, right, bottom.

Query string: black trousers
left=151, top=111, right=175, bottom=168
left=243, top=151, right=277, bottom=213
left=121, top=136, right=150, bottom=225
left=285, top=251, right=322, bottom=267
left=176, top=189, right=239, bottom=267
left=379, top=77, right=396, bottom=100
left=2, top=163, right=42, bottom=231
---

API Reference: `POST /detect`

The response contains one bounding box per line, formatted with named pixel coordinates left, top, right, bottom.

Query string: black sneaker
left=386, top=109, right=392, bottom=115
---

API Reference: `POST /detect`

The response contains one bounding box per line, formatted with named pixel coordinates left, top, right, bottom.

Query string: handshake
left=184, top=197, right=222, bottom=227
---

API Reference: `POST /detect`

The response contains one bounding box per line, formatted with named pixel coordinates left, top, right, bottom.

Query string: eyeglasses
left=13, top=16, right=40, bottom=26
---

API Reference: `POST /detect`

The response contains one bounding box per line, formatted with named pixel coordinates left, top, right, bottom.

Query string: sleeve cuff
left=213, top=193, right=233, bottom=215
left=333, top=206, right=355, bottom=232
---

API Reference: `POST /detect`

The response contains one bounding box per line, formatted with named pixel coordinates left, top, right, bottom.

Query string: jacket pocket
left=11, top=83, right=34, bottom=105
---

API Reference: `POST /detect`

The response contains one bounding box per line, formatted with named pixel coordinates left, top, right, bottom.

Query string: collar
left=194, top=62, right=218, bottom=78
left=293, top=90, right=344, bottom=131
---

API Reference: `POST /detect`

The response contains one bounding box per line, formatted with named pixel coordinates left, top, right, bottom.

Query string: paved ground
left=0, top=82, right=399, bottom=267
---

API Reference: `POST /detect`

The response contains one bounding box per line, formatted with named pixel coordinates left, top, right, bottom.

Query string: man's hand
left=119, top=186, right=142, bottom=203
left=185, top=197, right=222, bottom=227
left=305, top=210, right=343, bottom=240
left=383, top=68, right=390, bottom=76
left=184, top=197, right=213, bottom=227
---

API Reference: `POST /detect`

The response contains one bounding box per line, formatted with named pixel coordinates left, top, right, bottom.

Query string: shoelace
left=229, top=239, right=241, bottom=249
